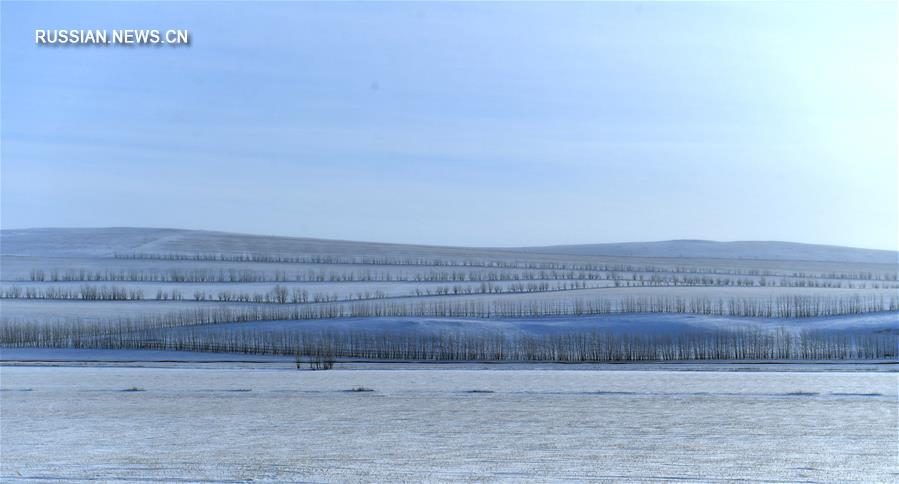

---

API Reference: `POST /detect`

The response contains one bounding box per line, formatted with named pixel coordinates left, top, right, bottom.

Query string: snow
left=1, top=365, right=896, bottom=482
left=0, top=348, right=295, bottom=363
left=3, top=287, right=896, bottom=324
left=4, top=228, right=897, bottom=265
left=523, top=239, right=899, bottom=264
left=149, top=312, right=899, bottom=340
left=2, top=348, right=895, bottom=373
left=1, top=228, right=895, bottom=362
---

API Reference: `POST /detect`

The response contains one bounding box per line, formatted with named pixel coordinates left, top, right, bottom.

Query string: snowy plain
left=1, top=365, right=897, bottom=482
left=1, top=228, right=898, bottom=482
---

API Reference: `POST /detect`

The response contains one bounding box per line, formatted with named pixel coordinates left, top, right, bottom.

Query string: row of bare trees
left=1, top=294, right=895, bottom=350
left=112, top=252, right=898, bottom=281
left=4, top=285, right=895, bottom=318
left=2, top=281, right=597, bottom=304
left=2, top=324, right=894, bottom=361
left=1, top=285, right=144, bottom=301
left=21, top=267, right=898, bottom=289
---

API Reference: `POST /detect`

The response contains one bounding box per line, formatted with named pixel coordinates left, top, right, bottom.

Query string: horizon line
left=2, top=225, right=896, bottom=254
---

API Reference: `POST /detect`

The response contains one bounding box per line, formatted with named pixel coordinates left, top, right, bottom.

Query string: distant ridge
left=519, top=240, right=898, bottom=265
left=0, top=228, right=896, bottom=265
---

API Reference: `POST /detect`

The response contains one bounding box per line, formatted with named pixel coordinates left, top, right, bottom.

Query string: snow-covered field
left=1, top=230, right=897, bottom=481
left=2, top=228, right=896, bottom=361
left=129, top=312, right=898, bottom=344
left=1, top=364, right=896, bottom=482
left=4, top=286, right=896, bottom=323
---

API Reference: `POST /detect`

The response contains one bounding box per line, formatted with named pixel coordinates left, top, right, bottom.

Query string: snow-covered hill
left=520, top=240, right=897, bottom=264
left=2, top=228, right=895, bottom=264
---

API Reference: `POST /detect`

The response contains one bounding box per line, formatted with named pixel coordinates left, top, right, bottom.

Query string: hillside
left=1, top=226, right=896, bottom=362
left=521, top=240, right=897, bottom=264
left=1, top=228, right=895, bottom=265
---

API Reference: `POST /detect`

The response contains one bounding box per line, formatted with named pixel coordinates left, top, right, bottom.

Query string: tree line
left=1, top=281, right=600, bottom=304
left=21, top=267, right=897, bottom=289
left=2, top=294, right=895, bottom=350
left=2, top=324, right=894, bottom=362
left=1, top=285, right=145, bottom=301
left=3, top=287, right=894, bottom=317
left=112, top=252, right=898, bottom=281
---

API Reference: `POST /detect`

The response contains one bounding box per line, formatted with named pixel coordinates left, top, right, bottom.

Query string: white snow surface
left=522, top=239, right=899, bottom=264
left=3, top=227, right=897, bottom=265
left=151, top=312, right=899, bottom=339
left=1, top=365, right=896, bottom=482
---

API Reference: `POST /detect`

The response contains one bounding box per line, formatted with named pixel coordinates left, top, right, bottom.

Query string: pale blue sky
left=2, top=1, right=896, bottom=249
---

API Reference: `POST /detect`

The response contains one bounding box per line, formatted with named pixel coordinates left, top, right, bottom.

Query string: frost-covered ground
left=1, top=365, right=896, bottom=482
left=155, top=311, right=899, bottom=337
left=5, top=348, right=897, bottom=372
left=3, top=228, right=896, bottom=333
left=3, top=287, right=897, bottom=323
left=3, top=228, right=895, bottom=264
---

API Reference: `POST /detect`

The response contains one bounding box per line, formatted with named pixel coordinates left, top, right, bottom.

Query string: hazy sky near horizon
left=2, top=2, right=896, bottom=250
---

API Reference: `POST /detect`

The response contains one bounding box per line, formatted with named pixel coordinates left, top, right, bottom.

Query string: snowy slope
left=521, top=240, right=898, bottom=264
left=2, top=228, right=896, bottom=265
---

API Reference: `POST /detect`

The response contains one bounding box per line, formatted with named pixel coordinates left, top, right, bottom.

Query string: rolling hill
left=1, top=227, right=896, bottom=264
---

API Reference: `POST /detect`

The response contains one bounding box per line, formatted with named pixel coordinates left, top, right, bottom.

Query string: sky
left=1, top=1, right=896, bottom=250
